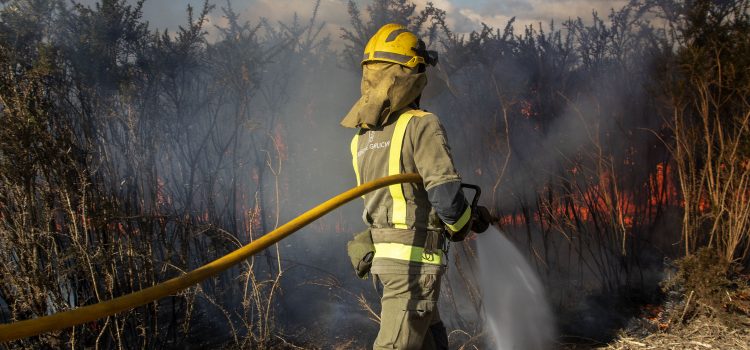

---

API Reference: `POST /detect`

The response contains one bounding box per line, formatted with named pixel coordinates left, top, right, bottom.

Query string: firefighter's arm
left=411, top=114, right=473, bottom=241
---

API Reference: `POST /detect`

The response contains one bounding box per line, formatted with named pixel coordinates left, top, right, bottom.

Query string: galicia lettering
left=357, top=140, right=391, bottom=158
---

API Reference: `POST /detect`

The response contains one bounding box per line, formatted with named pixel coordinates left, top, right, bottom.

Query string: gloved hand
left=471, top=206, right=492, bottom=233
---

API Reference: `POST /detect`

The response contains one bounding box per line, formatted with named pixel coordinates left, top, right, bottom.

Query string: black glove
left=472, top=206, right=492, bottom=233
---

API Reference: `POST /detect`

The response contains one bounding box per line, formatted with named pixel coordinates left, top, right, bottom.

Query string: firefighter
left=342, top=23, right=491, bottom=349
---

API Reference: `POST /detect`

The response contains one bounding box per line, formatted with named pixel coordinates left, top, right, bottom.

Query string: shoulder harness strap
left=388, top=109, right=429, bottom=229
left=350, top=129, right=361, bottom=187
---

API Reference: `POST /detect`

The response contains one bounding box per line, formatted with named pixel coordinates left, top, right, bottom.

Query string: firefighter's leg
left=373, top=273, right=441, bottom=350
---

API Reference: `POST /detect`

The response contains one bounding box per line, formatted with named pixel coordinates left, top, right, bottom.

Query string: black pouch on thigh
left=429, top=321, right=449, bottom=350
left=347, top=228, right=374, bottom=279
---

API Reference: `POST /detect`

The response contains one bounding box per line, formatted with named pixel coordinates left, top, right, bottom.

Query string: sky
left=81, top=0, right=628, bottom=43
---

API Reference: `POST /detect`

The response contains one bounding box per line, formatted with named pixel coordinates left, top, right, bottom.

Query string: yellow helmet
left=361, top=23, right=438, bottom=68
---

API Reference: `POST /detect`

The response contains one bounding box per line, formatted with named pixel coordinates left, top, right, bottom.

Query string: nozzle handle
left=460, top=183, right=481, bottom=210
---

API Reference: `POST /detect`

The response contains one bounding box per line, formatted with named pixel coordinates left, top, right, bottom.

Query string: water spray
left=478, top=226, right=556, bottom=349
left=460, top=182, right=556, bottom=349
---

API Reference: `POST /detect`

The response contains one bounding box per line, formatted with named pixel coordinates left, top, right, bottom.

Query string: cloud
left=219, top=0, right=355, bottom=46
left=448, top=0, right=629, bottom=32
left=458, top=8, right=516, bottom=31
left=73, top=0, right=630, bottom=43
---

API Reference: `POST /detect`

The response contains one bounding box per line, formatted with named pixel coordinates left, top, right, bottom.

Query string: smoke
left=212, top=0, right=671, bottom=345
left=418, top=0, right=674, bottom=343
left=478, top=226, right=555, bottom=350
left=0, top=0, right=681, bottom=347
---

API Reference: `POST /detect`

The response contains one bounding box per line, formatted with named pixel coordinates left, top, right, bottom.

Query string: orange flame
left=499, top=162, right=681, bottom=228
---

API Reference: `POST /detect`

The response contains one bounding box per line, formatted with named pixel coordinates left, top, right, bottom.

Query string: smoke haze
left=0, top=0, right=688, bottom=348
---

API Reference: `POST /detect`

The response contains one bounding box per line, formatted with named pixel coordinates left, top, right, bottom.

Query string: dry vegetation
left=0, top=0, right=749, bottom=348
left=600, top=249, right=750, bottom=349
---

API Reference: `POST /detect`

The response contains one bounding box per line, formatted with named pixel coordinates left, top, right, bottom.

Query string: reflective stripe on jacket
left=350, top=108, right=470, bottom=273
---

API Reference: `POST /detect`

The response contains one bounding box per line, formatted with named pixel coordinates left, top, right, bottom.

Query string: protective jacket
left=346, top=64, right=471, bottom=274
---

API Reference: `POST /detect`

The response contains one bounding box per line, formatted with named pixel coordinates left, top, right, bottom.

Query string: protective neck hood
left=341, top=63, right=427, bottom=129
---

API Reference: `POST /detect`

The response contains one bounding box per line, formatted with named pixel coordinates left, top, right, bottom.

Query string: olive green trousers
left=373, top=273, right=447, bottom=350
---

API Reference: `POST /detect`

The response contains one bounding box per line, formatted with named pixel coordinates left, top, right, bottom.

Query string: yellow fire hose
left=0, top=173, right=422, bottom=342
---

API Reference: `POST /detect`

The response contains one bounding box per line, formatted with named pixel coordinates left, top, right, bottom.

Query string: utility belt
left=347, top=226, right=446, bottom=279
left=371, top=227, right=446, bottom=266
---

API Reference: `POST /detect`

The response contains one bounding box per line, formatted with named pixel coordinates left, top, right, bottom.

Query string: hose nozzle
left=460, top=183, right=495, bottom=233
